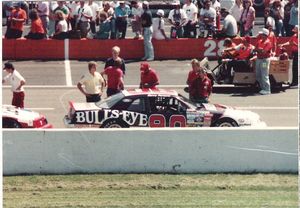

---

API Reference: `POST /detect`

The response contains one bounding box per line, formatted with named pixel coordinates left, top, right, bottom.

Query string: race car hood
left=70, top=102, right=100, bottom=111
left=2, top=105, right=41, bottom=122
left=223, top=108, right=266, bottom=127
left=202, top=103, right=232, bottom=114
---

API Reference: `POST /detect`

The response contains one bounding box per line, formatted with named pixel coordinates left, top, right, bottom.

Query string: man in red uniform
left=279, top=26, right=298, bottom=86
left=5, top=2, right=27, bottom=39
left=189, top=63, right=212, bottom=104
left=101, top=58, right=124, bottom=97
left=140, top=62, right=159, bottom=89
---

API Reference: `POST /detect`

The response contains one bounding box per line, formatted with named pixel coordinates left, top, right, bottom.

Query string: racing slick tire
left=100, top=119, right=129, bottom=128
left=2, top=118, right=22, bottom=128
left=214, top=118, right=239, bottom=127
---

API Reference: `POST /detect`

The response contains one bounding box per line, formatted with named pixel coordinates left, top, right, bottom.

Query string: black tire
left=214, top=118, right=239, bottom=127
left=100, top=119, right=129, bottom=128
left=3, top=118, right=22, bottom=128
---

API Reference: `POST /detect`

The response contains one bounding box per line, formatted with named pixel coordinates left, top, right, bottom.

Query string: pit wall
left=3, top=37, right=293, bottom=60
left=3, top=128, right=298, bottom=175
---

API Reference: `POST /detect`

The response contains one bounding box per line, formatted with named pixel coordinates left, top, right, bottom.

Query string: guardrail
left=3, top=127, right=298, bottom=175
left=3, top=37, right=293, bottom=60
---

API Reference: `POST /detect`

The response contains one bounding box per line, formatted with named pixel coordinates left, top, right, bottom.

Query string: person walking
left=254, top=28, right=272, bottom=95
left=77, top=61, right=105, bottom=102
left=141, top=1, right=154, bottom=61
left=2, top=62, right=26, bottom=108
left=140, top=62, right=159, bottom=89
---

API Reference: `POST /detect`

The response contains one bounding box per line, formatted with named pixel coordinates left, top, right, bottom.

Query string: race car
left=3, top=105, right=53, bottom=128
left=64, top=89, right=266, bottom=128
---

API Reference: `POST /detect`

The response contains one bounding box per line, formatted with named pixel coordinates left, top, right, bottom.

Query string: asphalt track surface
left=2, top=60, right=298, bottom=128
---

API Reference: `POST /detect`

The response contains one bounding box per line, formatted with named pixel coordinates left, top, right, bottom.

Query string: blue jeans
left=255, top=58, right=270, bottom=92
left=143, top=27, right=154, bottom=60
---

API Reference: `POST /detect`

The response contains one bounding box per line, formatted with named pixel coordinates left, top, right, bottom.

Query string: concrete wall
left=3, top=128, right=298, bottom=175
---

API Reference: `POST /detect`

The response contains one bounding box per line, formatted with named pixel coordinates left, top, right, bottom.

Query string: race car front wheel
left=214, top=118, right=239, bottom=127
left=100, top=119, right=129, bottom=128
left=3, top=118, right=22, bottom=128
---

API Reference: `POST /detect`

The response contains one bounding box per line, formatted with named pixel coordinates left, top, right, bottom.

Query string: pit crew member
left=139, top=62, right=159, bottom=89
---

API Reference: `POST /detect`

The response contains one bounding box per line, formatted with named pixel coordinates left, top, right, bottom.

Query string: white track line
left=64, top=39, right=72, bottom=87
left=236, top=107, right=298, bottom=110
left=26, top=108, right=55, bottom=111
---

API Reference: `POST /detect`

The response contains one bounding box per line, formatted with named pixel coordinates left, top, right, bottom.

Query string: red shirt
left=290, top=34, right=298, bottom=53
left=187, top=70, right=198, bottom=87
left=190, top=75, right=212, bottom=99
left=140, top=69, right=159, bottom=89
left=236, top=44, right=254, bottom=60
left=268, top=31, right=277, bottom=53
left=31, top=18, right=45, bottom=34
left=10, top=9, right=27, bottom=31
left=256, top=38, right=272, bottom=59
left=103, top=67, right=123, bottom=89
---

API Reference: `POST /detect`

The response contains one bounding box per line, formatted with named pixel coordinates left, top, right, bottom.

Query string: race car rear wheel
left=100, top=119, right=129, bottom=128
left=214, top=118, right=239, bottom=127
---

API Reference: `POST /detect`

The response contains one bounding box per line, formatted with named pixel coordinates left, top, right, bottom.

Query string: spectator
left=130, top=1, right=143, bottom=39
left=229, top=0, right=243, bottom=31
left=168, top=0, right=187, bottom=38
left=264, top=7, right=276, bottom=31
left=211, top=0, right=221, bottom=30
left=48, top=1, right=59, bottom=37
left=189, top=60, right=212, bottom=103
left=95, top=11, right=111, bottom=39
left=77, top=61, right=105, bottom=102
left=24, top=9, right=45, bottom=40
left=221, top=0, right=235, bottom=10
left=279, top=26, right=298, bottom=86
left=115, top=1, right=131, bottom=39
left=152, top=9, right=168, bottom=40
left=214, top=8, right=237, bottom=39
left=139, top=62, right=159, bottom=89
left=53, top=1, right=70, bottom=17
left=254, top=28, right=272, bottom=95
left=199, top=0, right=216, bottom=38
left=37, top=1, right=50, bottom=37
left=240, top=0, right=255, bottom=36
left=101, top=1, right=116, bottom=39
left=101, top=58, right=124, bottom=97
left=270, top=0, right=284, bottom=36
left=141, top=1, right=154, bottom=61
left=288, top=0, right=298, bottom=31
left=105, top=46, right=126, bottom=75
left=266, top=22, right=277, bottom=56
left=5, top=2, right=27, bottom=39
left=283, top=0, right=294, bottom=36
left=67, top=1, right=80, bottom=31
left=2, top=62, right=26, bottom=108
left=75, top=1, right=93, bottom=38
left=88, top=0, right=100, bottom=34
left=52, top=10, right=69, bottom=40
left=183, top=0, right=198, bottom=38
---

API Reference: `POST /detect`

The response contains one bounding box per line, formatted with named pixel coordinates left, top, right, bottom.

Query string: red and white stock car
left=2, top=105, right=53, bottom=128
left=64, top=89, right=266, bottom=128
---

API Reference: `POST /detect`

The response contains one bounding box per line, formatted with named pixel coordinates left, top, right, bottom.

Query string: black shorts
left=86, top=94, right=101, bottom=103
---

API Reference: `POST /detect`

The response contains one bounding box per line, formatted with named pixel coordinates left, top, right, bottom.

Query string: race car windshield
left=95, top=92, right=125, bottom=108
left=178, top=94, right=198, bottom=109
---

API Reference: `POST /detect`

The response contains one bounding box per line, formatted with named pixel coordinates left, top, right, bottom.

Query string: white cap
left=172, top=0, right=180, bottom=5
left=156, top=9, right=164, bottom=16
left=259, top=28, right=269, bottom=36
left=119, top=1, right=125, bottom=3
left=143, top=1, right=149, bottom=6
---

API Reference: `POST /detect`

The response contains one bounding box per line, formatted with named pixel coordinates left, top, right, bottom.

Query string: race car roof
left=124, top=89, right=179, bottom=96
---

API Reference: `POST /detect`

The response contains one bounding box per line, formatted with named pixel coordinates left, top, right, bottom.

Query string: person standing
left=115, top=1, right=131, bottom=39
left=168, top=0, right=187, bottom=38
left=25, top=9, right=45, bottom=40
left=2, top=62, right=26, bottom=108
left=76, top=1, right=93, bottom=38
left=254, top=28, right=272, bottom=95
left=105, top=46, right=126, bottom=75
left=88, top=0, right=100, bottom=34
left=186, top=59, right=201, bottom=98
left=239, top=0, right=255, bottom=36
left=102, top=58, right=124, bottom=97
left=141, top=1, right=154, bottom=61
left=37, top=1, right=49, bottom=37
left=5, top=2, right=27, bottom=39
left=130, top=1, right=143, bottom=39
left=229, top=0, right=243, bottom=32
left=77, top=61, right=105, bottom=102
left=183, top=0, right=198, bottom=38
left=140, top=62, right=159, bottom=89
left=279, top=26, right=298, bottom=86
left=189, top=62, right=212, bottom=103
left=152, top=9, right=168, bottom=40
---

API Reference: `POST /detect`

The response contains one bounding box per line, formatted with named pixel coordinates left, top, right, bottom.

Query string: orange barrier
left=3, top=37, right=293, bottom=60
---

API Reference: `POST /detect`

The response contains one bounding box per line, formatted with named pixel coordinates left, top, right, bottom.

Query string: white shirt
left=131, top=3, right=143, bottom=18
left=37, top=1, right=49, bottom=16
left=79, top=72, right=105, bottom=94
left=57, top=19, right=68, bottom=32
left=200, top=7, right=216, bottom=26
left=223, top=14, right=238, bottom=36
left=152, top=17, right=165, bottom=40
left=77, top=5, right=93, bottom=22
left=88, top=2, right=100, bottom=20
left=168, top=9, right=187, bottom=26
left=229, top=4, right=243, bottom=22
left=67, top=2, right=79, bottom=17
left=4, top=70, right=25, bottom=92
left=183, top=3, right=198, bottom=22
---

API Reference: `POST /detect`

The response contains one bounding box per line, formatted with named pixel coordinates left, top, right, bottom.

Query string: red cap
left=140, top=62, right=150, bottom=71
